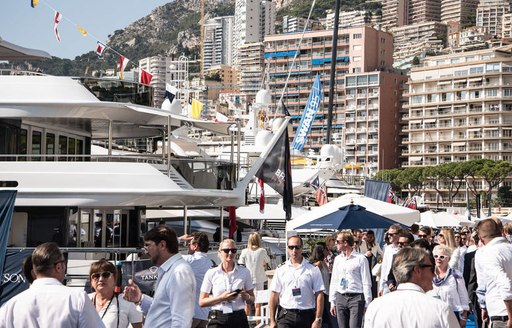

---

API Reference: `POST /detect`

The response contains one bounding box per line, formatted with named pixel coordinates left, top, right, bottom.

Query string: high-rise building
left=233, top=0, right=275, bottom=66
left=381, top=0, right=441, bottom=31
left=476, top=0, right=510, bottom=37
left=342, top=71, right=408, bottom=176
left=238, top=42, right=265, bottom=98
left=324, top=11, right=370, bottom=30
left=264, top=27, right=394, bottom=151
left=381, top=0, right=408, bottom=31
left=203, top=16, right=234, bottom=74
left=283, top=15, right=322, bottom=33
left=404, top=46, right=512, bottom=206
left=441, top=0, right=479, bottom=25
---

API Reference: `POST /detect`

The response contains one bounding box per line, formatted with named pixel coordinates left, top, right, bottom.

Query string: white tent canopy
left=287, top=194, right=420, bottom=232
left=418, top=211, right=475, bottom=228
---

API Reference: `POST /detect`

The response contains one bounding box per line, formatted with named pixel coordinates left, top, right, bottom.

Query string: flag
left=164, top=83, right=177, bottom=103
left=258, top=178, right=265, bottom=213
left=139, top=69, right=153, bottom=85
left=408, top=197, right=417, bottom=210
left=291, top=74, right=323, bottom=151
left=315, top=185, right=327, bottom=206
left=255, top=128, right=293, bottom=220
left=191, top=99, right=203, bottom=119
left=215, top=112, right=229, bottom=122
left=118, top=55, right=130, bottom=80
left=30, top=0, right=39, bottom=8
left=228, top=206, right=237, bottom=239
left=281, top=100, right=290, bottom=116
left=96, top=42, right=106, bottom=58
left=76, top=25, right=87, bottom=36
left=387, top=187, right=397, bottom=204
left=54, top=11, right=62, bottom=42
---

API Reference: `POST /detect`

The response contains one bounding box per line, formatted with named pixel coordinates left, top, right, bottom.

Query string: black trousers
left=276, top=308, right=316, bottom=328
left=207, top=310, right=249, bottom=328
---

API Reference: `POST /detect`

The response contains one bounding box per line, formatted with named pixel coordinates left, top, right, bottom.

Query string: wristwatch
left=315, top=317, right=323, bottom=323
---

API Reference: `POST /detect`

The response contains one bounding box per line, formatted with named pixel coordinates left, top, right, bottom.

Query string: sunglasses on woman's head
left=91, top=271, right=113, bottom=280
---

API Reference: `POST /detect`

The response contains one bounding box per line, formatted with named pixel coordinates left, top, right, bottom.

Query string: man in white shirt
left=329, top=231, right=372, bottom=328
left=183, top=232, right=213, bottom=328
left=124, top=226, right=196, bottom=327
left=0, top=242, right=104, bottom=328
left=379, top=224, right=402, bottom=295
left=475, top=218, right=512, bottom=328
left=269, top=235, right=325, bottom=328
left=364, top=247, right=459, bottom=328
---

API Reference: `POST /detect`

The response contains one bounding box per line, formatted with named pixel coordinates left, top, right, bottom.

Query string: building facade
left=476, top=0, right=510, bottom=37
left=264, top=27, right=394, bottom=151
left=404, top=46, right=512, bottom=205
left=440, top=0, right=479, bottom=25
left=203, top=16, right=234, bottom=74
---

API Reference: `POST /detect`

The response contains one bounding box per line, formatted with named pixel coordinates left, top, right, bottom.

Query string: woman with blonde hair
left=238, top=232, right=270, bottom=317
left=437, top=228, right=461, bottom=272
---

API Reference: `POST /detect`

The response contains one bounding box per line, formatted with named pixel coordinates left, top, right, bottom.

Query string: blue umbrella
left=295, top=204, right=400, bottom=230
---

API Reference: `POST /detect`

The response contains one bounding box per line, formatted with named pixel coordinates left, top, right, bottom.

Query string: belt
left=283, top=308, right=315, bottom=313
left=209, top=309, right=246, bottom=317
left=340, top=292, right=363, bottom=297
left=490, top=316, right=509, bottom=321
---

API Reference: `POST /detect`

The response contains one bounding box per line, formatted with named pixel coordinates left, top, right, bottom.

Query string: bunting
left=164, top=83, right=177, bottom=103
left=118, top=55, right=130, bottom=80
left=76, top=25, right=87, bottom=36
left=258, top=178, right=265, bottom=213
left=139, top=69, right=153, bottom=85
left=53, top=11, right=62, bottom=42
left=95, top=41, right=106, bottom=58
left=31, top=0, right=39, bottom=8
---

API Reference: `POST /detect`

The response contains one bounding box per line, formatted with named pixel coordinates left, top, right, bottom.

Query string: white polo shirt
left=270, top=258, right=325, bottom=310
left=89, top=293, right=142, bottom=328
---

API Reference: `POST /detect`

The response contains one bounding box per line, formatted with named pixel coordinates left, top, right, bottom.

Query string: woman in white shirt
left=238, top=232, right=270, bottom=317
left=428, top=245, right=470, bottom=328
left=88, top=259, right=142, bottom=328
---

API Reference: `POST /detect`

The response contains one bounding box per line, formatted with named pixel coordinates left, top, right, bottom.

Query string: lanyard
left=94, top=293, right=120, bottom=328
left=287, top=262, right=304, bottom=288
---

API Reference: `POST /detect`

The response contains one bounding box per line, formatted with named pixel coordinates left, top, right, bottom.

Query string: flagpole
left=326, top=0, right=341, bottom=144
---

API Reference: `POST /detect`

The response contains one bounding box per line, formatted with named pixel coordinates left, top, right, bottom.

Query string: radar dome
left=255, top=130, right=274, bottom=148
left=255, top=89, right=272, bottom=106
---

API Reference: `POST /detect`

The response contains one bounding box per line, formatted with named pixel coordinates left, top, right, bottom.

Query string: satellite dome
left=255, top=130, right=273, bottom=148
left=255, top=89, right=272, bottom=106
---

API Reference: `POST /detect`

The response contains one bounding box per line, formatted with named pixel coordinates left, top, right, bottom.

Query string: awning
left=503, top=127, right=512, bottom=130
left=409, top=156, right=423, bottom=161
left=467, top=128, right=481, bottom=132
left=452, top=142, right=466, bottom=146
left=483, top=127, right=499, bottom=130
left=453, top=80, right=466, bottom=83
left=409, top=120, right=422, bottom=124
left=468, top=77, right=482, bottom=82
left=438, top=81, right=451, bottom=85
left=423, top=119, right=436, bottom=123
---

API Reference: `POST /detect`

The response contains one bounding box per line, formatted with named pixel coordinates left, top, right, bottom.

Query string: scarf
left=433, top=268, right=452, bottom=287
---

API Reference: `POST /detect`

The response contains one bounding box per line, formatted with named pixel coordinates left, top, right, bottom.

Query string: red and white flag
left=258, top=178, right=265, bottom=213
left=96, top=42, right=106, bottom=58
left=139, top=69, right=153, bottom=85
left=54, top=11, right=62, bottom=42
left=118, top=55, right=130, bottom=80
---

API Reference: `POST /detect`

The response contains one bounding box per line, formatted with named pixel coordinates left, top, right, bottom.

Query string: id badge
left=340, top=278, right=347, bottom=288
left=222, top=303, right=233, bottom=314
left=292, top=287, right=301, bottom=297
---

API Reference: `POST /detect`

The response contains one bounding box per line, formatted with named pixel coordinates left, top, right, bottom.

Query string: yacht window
left=32, top=130, right=42, bottom=161
left=46, top=133, right=55, bottom=161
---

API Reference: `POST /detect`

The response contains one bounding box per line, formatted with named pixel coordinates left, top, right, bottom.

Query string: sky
left=1, top=0, right=172, bottom=59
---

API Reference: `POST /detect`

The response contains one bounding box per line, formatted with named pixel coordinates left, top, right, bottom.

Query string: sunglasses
left=221, top=248, right=237, bottom=254
left=287, top=245, right=302, bottom=250
left=335, top=239, right=345, bottom=244
left=91, top=271, right=113, bottom=280
left=418, top=263, right=435, bottom=273
left=398, top=242, right=409, bottom=247
left=433, top=254, right=448, bottom=260
left=387, top=233, right=397, bottom=237
left=418, top=234, right=428, bottom=238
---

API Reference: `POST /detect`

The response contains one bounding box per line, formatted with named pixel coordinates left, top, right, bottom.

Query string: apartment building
left=381, top=0, right=440, bottom=31
left=233, top=0, right=275, bottom=66
left=503, top=13, right=512, bottom=38
left=392, top=21, right=448, bottom=69
left=203, top=16, right=234, bottom=74
left=264, top=27, right=394, bottom=151
left=441, top=0, right=479, bottom=25
left=476, top=0, right=510, bottom=37
left=324, top=11, right=370, bottom=30
left=343, top=71, right=408, bottom=176
left=381, top=0, right=408, bottom=31
left=283, top=16, right=322, bottom=33
left=238, top=42, right=265, bottom=99
left=404, top=46, right=512, bottom=206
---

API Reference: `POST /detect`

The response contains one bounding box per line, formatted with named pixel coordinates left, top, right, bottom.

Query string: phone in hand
left=233, top=289, right=242, bottom=295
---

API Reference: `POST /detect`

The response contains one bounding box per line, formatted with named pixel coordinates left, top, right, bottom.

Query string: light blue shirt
left=183, top=252, right=213, bottom=321
left=139, top=253, right=196, bottom=327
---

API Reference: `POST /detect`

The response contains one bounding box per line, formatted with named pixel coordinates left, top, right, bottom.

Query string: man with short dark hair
left=419, top=226, right=438, bottom=251
left=364, top=248, right=459, bottom=327
left=475, top=218, right=512, bottom=328
left=385, top=232, right=414, bottom=292
left=0, top=242, right=104, bottom=327
left=330, top=231, right=372, bottom=328
left=269, top=235, right=325, bottom=328
left=124, top=226, right=196, bottom=327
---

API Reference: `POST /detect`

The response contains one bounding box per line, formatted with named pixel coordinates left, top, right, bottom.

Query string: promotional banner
left=291, top=74, right=323, bottom=151
left=121, top=259, right=158, bottom=296
left=0, top=248, right=33, bottom=306
left=0, top=190, right=17, bottom=281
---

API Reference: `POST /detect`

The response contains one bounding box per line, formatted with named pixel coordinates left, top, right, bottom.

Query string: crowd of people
left=1, top=219, right=511, bottom=328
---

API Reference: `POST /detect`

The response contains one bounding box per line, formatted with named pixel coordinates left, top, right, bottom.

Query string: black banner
left=121, top=259, right=158, bottom=296
left=0, top=249, right=33, bottom=306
